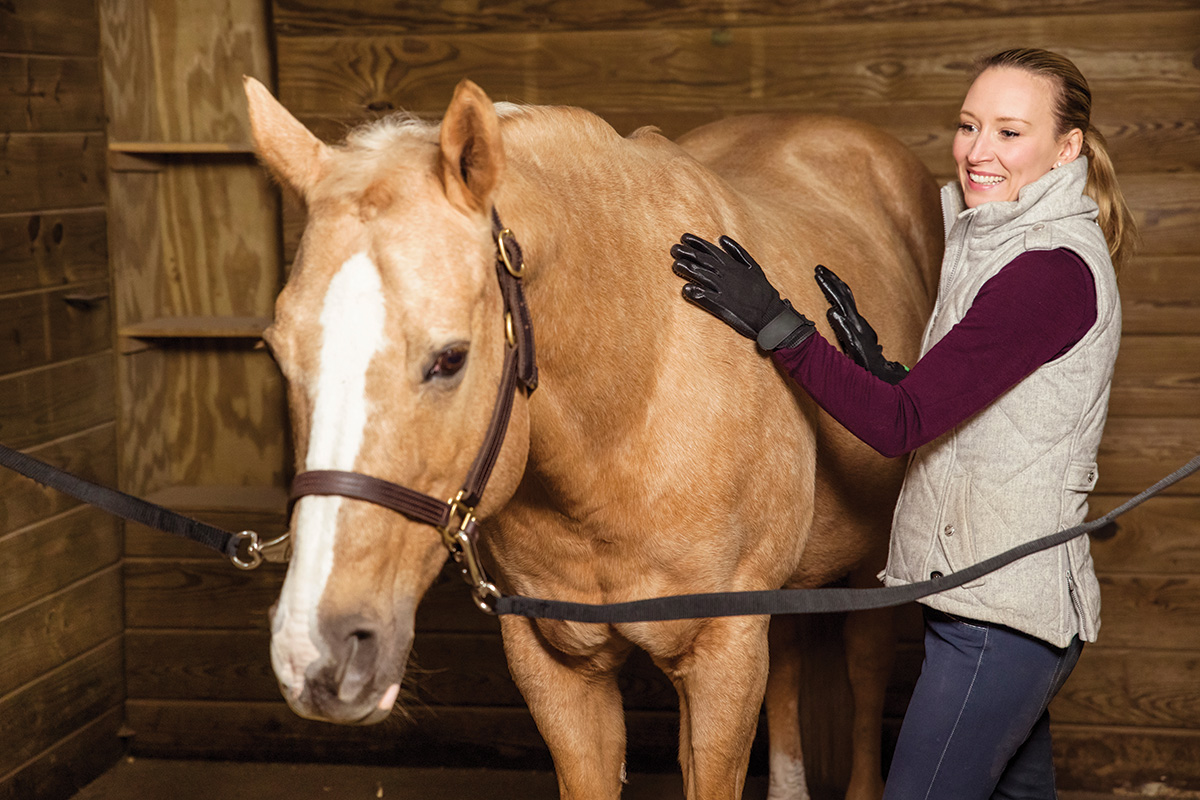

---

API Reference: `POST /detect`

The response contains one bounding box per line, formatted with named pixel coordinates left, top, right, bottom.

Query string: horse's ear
left=243, top=76, right=329, bottom=198
left=439, top=79, right=505, bottom=213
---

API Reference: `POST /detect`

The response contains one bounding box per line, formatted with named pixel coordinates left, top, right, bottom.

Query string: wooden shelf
left=109, top=141, right=257, bottom=154
left=119, top=316, right=271, bottom=353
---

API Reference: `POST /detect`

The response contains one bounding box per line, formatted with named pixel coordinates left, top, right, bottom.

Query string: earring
left=1053, top=161, right=1061, bottom=169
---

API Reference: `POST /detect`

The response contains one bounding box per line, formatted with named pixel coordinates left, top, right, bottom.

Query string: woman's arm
left=773, top=249, right=1098, bottom=458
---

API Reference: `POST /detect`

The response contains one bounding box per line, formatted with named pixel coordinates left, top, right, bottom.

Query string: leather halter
left=288, top=210, right=537, bottom=611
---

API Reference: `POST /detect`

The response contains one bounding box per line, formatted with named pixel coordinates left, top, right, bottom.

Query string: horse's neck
left=496, top=113, right=724, bottom=497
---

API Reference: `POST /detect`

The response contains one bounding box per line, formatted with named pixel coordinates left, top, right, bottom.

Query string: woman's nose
left=967, top=136, right=992, bottom=163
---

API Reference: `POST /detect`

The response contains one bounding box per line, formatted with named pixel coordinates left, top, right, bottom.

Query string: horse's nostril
left=352, top=628, right=373, bottom=642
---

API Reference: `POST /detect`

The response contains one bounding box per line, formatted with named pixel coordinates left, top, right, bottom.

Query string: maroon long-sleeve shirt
left=773, top=248, right=1098, bottom=459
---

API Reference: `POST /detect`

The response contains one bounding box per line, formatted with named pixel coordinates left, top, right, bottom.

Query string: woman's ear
left=1057, top=127, right=1084, bottom=165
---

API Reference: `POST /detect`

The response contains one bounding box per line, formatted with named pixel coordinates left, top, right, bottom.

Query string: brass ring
left=496, top=228, right=524, bottom=277
left=504, top=312, right=516, bottom=347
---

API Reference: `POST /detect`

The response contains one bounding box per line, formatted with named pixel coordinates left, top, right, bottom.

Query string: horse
left=244, top=76, right=942, bottom=800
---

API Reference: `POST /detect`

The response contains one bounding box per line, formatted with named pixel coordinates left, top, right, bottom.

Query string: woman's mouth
left=968, top=171, right=1006, bottom=187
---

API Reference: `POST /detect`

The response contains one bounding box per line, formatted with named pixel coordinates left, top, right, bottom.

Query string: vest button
left=944, top=524, right=955, bottom=536
left=930, top=571, right=944, bottom=580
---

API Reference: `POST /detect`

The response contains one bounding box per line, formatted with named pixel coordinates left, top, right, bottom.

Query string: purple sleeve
left=772, top=249, right=1097, bottom=458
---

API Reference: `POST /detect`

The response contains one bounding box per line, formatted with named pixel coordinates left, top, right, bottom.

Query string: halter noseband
left=287, top=210, right=537, bottom=612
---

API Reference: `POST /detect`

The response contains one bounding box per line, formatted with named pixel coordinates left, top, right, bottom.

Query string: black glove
left=670, top=233, right=815, bottom=351
left=814, top=264, right=910, bottom=384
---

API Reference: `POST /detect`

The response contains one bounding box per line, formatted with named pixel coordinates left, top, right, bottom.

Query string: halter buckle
left=496, top=228, right=523, bottom=277
left=441, top=490, right=499, bottom=615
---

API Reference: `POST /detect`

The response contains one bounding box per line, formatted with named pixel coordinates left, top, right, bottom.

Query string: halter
left=287, top=210, right=537, bottom=612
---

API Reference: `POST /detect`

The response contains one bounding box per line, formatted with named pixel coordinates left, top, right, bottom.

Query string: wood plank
left=1108, top=335, right=1200, bottom=419
left=1119, top=256, right=1200, bottom=335
left=0, top=209, right=108, bottom=296
left=118, top=348, right=286, bottom=496
left=272, top=0, right=1200, bottom=36
left=0, top=706, right=124, bottom=800
left=1094, top=575, right=1200, bottom=651
left=0, top=566, right=122, bottom=698
left=0, top=353, right=115, bottom=449
left=1052, top=648, right=1200, bottom=728
left=123, top=559, right=285, bottom=630
left=0, top=506, right=121, bottom=618
left=98, top=0, right=159, bottom=143
left=0, top=134, right=107, bottom=215
left=1051, top=724, right=1200, bottom=791
left=1088, top=496, right=1200, bottom=575
left=276, top=11, right=1200, bottom=119
left=123, top=486, right=288, bottom=559
left=111, top=162, right=280, bottom=328
left=0, top=638, right=124, bottom=779
left=106, top=171, right=162, bottom=338
left=0, top=424, right=118, bottom=535
left=1123, top=172, right=1200, bottom=257
left=1095, top=417, right=1200, bottom=496
left=0, top=55, right=105, bottom=133
left=0, top=0, right=100, bottom=56
left=144, top=0, right=273, bottom=144
left=0, top=281, right=112, bottom=375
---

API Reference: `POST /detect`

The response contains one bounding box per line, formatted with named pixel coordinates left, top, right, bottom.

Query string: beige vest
left=882, top=158, right=1120, bottom=647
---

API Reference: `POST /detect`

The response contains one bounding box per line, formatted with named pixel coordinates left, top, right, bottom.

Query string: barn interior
left=2, top=0, right=1198, bottom=798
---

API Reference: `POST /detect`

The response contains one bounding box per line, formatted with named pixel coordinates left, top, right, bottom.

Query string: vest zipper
left=1066, top=570, right=1085, bottom=623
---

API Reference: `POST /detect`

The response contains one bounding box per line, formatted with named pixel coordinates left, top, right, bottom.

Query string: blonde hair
left=975, top=48, right=1138, bottom=271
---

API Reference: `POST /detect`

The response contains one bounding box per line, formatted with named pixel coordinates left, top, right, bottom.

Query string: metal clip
left=230, top=530, right=265, bottom=570
left=230, top=530, right=291, bottom=569
left=440, top=491, right=500, bottom=615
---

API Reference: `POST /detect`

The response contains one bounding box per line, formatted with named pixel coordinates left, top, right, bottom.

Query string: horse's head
left=245, top=77, right=530, bottom=724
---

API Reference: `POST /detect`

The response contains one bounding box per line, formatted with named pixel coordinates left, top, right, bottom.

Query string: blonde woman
left=671, top=48, right=1135, bottom=798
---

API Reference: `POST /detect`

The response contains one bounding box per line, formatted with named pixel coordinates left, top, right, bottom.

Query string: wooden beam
left=0, top=210, right=109, bottom=296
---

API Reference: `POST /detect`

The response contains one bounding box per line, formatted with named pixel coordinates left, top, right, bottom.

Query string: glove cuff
left=757, top=303, right=816, bottom=351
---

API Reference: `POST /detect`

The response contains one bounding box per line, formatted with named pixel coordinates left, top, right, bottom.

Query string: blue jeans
left=882, top=608, right=1084, bottom=800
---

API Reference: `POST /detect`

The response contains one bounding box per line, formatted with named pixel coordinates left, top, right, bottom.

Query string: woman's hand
left=670, top=233, right=815, bottom=351
left=814, top=264, right=910, bottom=384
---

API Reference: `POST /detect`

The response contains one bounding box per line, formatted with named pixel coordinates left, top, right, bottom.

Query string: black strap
left=0, top=442, right=241, bottom=560
left=493, top=454, right=1200, bottom=622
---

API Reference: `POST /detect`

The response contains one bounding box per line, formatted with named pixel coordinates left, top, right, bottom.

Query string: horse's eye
left=425, top=345, right=468, bottom=381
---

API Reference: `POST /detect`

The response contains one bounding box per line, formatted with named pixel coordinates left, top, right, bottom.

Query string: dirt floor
left=72, top=758, right=1126, bottom=800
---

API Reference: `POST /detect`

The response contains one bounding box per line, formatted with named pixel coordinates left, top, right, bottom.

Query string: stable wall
left=120, top=1, right=1200, bottom=795
left=0, top=1, right=125, bottom=798
left=3, top=0, right=1195, bottom=797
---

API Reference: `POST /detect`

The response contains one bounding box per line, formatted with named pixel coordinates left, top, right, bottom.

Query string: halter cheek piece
left=288, top=210, right=537, bottom=612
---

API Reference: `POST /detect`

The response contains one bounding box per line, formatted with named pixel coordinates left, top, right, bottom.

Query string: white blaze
left=271, top=252, right=387, bottom=695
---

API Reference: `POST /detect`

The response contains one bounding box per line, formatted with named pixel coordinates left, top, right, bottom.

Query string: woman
left=670, top=48, right=1136, bottom=799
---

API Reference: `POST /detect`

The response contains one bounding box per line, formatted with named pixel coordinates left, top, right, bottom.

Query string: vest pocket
left=937, top=475, right=986, bottom=589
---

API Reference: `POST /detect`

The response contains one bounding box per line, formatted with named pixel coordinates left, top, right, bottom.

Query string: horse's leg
left=660, top=616, right=771, bottom=800
left=499, top=614, right=630, bottom=800
left=765, top=614, right=811, bottom=800
left=842, top=566, right=896, bottom=800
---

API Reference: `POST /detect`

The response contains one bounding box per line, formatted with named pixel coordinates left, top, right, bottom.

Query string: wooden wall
left=84, top=0, right=1200, bottom=797
left=0, top=1, right=125, bottom=798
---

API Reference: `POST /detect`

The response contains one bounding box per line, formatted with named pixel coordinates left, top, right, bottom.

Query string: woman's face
left=953, top=67, right=1082, bottom=208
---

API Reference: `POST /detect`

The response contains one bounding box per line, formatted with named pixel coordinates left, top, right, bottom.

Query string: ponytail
left=1082, top=124, right=1138, bottom=272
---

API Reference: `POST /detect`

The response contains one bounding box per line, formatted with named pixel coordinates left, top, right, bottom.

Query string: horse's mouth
left=283, top=680, right=401, bottom=726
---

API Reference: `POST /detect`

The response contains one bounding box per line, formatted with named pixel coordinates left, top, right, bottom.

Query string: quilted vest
left=881, top=158, right=1120, bottom=647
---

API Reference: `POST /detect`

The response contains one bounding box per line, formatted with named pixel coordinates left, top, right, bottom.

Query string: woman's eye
left=425, top=346, right=468, bottom=381
left=1001, top=129, right=1020, bottom=138
left=957, top=122, right=976, bottom=134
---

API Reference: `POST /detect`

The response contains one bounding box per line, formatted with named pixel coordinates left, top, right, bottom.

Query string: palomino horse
left=245, top=76, right=942, bottom=800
